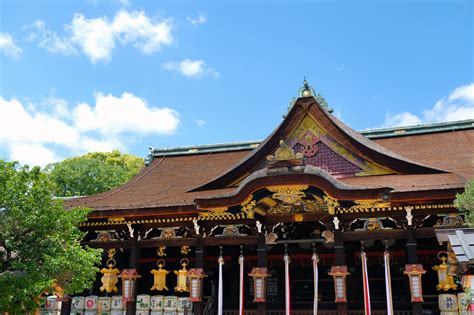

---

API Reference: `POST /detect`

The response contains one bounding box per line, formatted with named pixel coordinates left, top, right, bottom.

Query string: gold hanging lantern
left=100, top=249, right=120, bottom=293
left=433, top=253, right=457, bottom=291
left=174, top=258, right=190, bottom=292
left=151, top=259, right=170, bottom=291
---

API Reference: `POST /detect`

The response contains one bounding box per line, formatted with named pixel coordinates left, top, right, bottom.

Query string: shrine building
left=64, top=81, right=474, bottom=315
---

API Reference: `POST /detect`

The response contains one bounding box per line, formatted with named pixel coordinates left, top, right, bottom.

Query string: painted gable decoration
left=193, top=81, right=444, bottom=192
left=283, top=114, right=393, bottom=177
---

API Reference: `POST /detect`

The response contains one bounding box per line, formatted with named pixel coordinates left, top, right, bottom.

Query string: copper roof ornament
left=300, top=78, right=313, bottom=97
left=287, top=78, right=334, bottom=114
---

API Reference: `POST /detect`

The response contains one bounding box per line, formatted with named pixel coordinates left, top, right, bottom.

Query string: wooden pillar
left=406, top=226, right=423, bottom=315
left=257, top=235, right=267, bottom=315
left=126, top=244, right=140, bottom=315
left=60, top=297, right=71, bottom=315
left=194, top=238, right=205, bottom=315
left=334, top=228, right=348, bottom=315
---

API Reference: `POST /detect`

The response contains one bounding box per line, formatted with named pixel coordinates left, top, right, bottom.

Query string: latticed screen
left=255, top=278, right=263, bottom=298
left=335, top=278, right=344, bottom=299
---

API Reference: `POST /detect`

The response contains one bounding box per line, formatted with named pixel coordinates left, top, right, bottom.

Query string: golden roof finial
left=301, top=77, right=313, bottom=97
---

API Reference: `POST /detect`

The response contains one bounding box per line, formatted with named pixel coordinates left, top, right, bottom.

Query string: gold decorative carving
left=107, top=217, right=125, bottom=222
left=180, top=245, right=191, bottom=255
left=435, top=214, right=465, bottom=227
left=159, top=228, right=178, bottom=238
left=266, top=140, right=303, bottom=162
left=268, top=185, right=308, bottom=204
left=349, top=200, right=391, bottom=212
left=241, top=200, right=257, bottom=219
left=199, top=207, right=228, bottom=217
left=302, top=198, right=328, bottom=212
left=355, top=218, right=391, bottom=231
left=322, top=230, right=334, bottom=243
left=157, top=246, right=166, bottom=257
left=265, top=232, right=278, bottom=244
left=268, top=203, right=293, bottom=214
left=323, top=195, right=339, bottom=215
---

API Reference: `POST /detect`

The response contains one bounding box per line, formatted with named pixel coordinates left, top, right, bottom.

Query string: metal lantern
left=403, top=264, right=426, bottom=302
left=248, top=267, right=270, bottom=302
left=328, top=265, right=350, bottom=303
left=187, top=268, right=207, bottom=302
left=118, top=269, right=141, bottom=303
left=433, top=255, right=457, bottom=291
left=174, top=258, right=190, bottom=292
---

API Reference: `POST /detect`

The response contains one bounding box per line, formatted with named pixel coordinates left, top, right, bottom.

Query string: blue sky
left=0, top=0, right=473, bottom=166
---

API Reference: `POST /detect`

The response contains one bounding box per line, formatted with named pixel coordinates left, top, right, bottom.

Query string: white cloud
left=187, top=13, right=207, bottom=25
left=27, top=20, right=77, bottom=55
left=0, top=32, right=22, bottom=59
left=384, top=83, right=474, bottom=127
left=162, top=59, right=219, bottom=78
left=69, top=10, right=173, bottom=63
left=195, top=119, right=206, bottom=127
left=8, top=143, right=61, bottom=167
left=0, top=92, right=180, bottom=167
left=27, top=10, right=173, bottom=63
left=42, top=95, right=70, bottom=118
left=384, top=112, right=422, bottom=128
left=73, top=92, right=179, bottom=135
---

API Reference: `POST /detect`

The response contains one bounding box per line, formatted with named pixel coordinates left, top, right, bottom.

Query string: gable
left=285, top=113, right=393, bottom=177
left=194, top=96, right=444, bottom=192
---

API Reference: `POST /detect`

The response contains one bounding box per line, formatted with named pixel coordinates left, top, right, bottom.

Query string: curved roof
left=64, top=98, right=473, bottom=213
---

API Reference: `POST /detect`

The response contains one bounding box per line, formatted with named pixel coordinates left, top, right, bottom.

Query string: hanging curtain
left=238, top=254, right=244, bottom=315
left=384, top=250, right=394, bottom=315
left=284, top=253, right=291, bottom=315
left=312, top=252, right=319, bottom=315
left=361, top=250, right=371, bottom=315
left=218, top=255, right=224, bottom=315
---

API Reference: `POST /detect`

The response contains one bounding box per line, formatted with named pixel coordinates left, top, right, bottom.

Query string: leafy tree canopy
left=0, top=160, right=102, bottom=312
left=46, top=150, right=144, bottom=197
left=455, top=180, right=474, bottom=226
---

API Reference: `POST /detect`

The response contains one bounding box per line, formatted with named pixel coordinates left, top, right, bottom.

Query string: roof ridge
left=147, top=119, right=474, bottom=158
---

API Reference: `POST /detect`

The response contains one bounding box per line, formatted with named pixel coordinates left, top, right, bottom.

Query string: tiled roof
left=146, top=119, right=474, bottom=159
left=65, top=122, right=473, bottom=212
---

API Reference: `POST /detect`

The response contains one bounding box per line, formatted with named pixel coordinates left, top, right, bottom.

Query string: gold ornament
left=241, top=198, right=257, bottom=219
left=266, top=140, right=304, bottom=162
left=349, top=200, right=391, bottom=212
left=433, top=254, right=457, bottom=291
left=268, top=185, right=308, bottom=205
left=174, top=258, right=190, bottom=292
left=180, top=245, right=191, bottom=255
left=157, top=246, right=167, bottom=257
left=150, top=259, right=170, bottom=291
left=323, top=195, right=339, bottom=215
left=100, top=249, right=120, bottom=293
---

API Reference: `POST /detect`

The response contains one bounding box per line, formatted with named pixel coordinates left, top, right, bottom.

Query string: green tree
left=47, top=150, right=143, bottom=197
left=455, top=180, right=474, bottom=226
left=0, top=160, right=102, bottom=313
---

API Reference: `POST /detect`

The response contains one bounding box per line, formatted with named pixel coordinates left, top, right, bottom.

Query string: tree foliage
left=46, top=150, right=143, bottom=197
left=455, top=180, right=474, bottom=226
left=0, top=160, right=102, bottom=312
